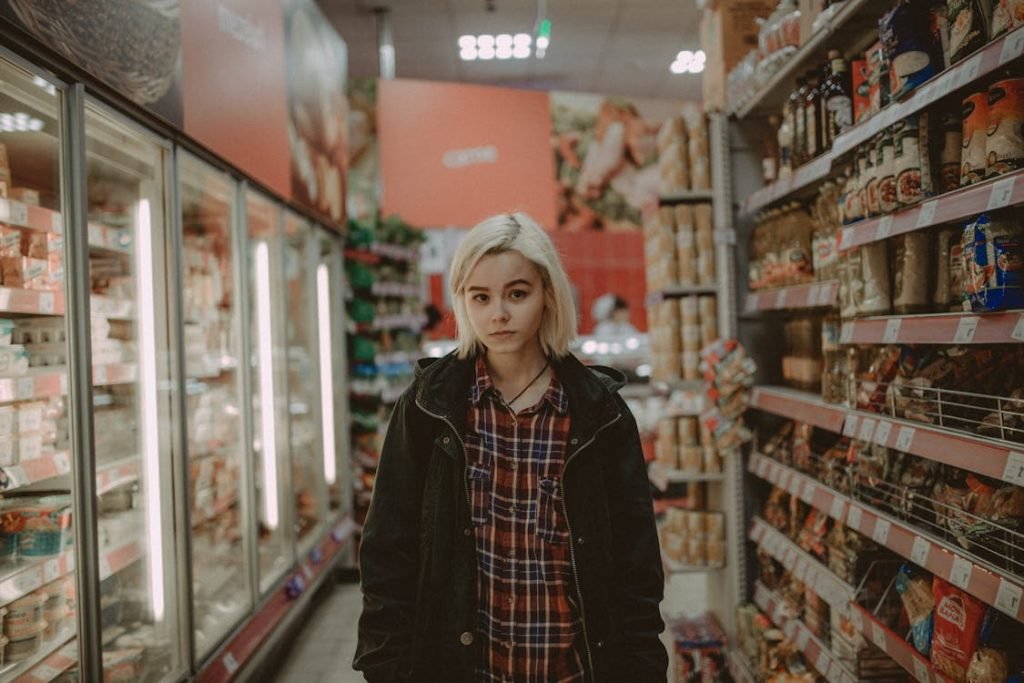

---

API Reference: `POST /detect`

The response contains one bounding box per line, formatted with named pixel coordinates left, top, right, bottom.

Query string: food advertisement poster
left=550, top=91, right=682, bottom=232
left=283, top=0, right=349, bottom=224
left=347, top=77, right=379, bottom=225
left=0, top=0, right=184, bottom=125
left=181, top=0, right=291, bottom=197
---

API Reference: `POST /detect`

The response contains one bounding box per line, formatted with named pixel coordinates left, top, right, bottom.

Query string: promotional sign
left=181, top=0, right=290, bottom=197
left=378, top=78, right=558, bottom=229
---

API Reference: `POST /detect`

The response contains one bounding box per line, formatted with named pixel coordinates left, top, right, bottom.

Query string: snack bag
left=932, top=577, right=987, bottom=682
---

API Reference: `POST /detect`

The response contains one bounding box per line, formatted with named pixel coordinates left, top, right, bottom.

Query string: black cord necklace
left=505, top=360, right=550, bottom=407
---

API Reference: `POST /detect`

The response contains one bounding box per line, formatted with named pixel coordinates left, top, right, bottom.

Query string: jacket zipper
left=562, top=412, right=622, bottom=682
left=413, top=399, right=473, bottom=542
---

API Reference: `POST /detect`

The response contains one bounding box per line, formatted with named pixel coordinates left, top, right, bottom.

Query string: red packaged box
left=852, top=58, right=871, bottom=123
left=866, top=41, right=889, bottom=116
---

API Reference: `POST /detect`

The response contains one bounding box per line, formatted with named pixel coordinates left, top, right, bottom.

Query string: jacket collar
left=469, top=355, right=569, bottom=415
left=414, top=351, right=625, bottom=442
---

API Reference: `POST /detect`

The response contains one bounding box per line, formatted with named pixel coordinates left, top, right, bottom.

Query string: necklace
left=505, top=360, right=550, bottom=407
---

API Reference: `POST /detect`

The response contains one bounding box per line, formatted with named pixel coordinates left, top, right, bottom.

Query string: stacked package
left=645, top=203, right=718, bottom=293
left=700, top=339, right=756, bottom=451
left=648, top=296, right=719, bottom=383
left=660, top=508, right=727, bottom=569
left=657, top=109, right=712, bottom=196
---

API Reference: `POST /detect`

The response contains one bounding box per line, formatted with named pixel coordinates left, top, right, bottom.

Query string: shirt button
left=596, top=640, right=604, bottom=648
left=576, top=537, right=585, bottom=545
left=463, top=528, right=472, bottom=536
left=510, top=462, right=518, bottom=469
left=507, top=596, right=515, bottom=604
left=507, top=549, right=515, bottom=558
left=570, top=437, right=579, bottom=445
left=460, top=631, right=474, bottom=646
left=442, top=436, right=451, bottom=444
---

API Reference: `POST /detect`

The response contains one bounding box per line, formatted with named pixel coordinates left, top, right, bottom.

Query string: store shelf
left=1, top=630, right=76, bottom=682
left=838, top=169, right=1024, bottom=252
left=0, top=199, right=63, bottom=235
left=658, top=190, right=714, bottom=204
left=90, top=294, right=134, bottom=320
left=653, top=497, right=691, bottom=515
left=645, top=284, right=718, bottom=306
left=192, top=493, right=239, bottom=528
left=92, top=362, right=137, bottom=387
left=195, top=518, right=357, bottom=683
left=664, top=555, right=724, bottom=574
left=96, top=457, right=140, bottom=494
left=744, top=281, right=838, bottom=313
left=748, top=452, right=1024, bottom=623
left=749, top=385, right=1024, bottom=484
left=840, top=310, right=1024, bottom=345
left=650, top=462, right=725, bottom=486
left=741, top=155, right=832, bottom=216
left=0, top=287, right=62, bottom=316
left=749, top=516, right=855, bottom=609
left=369, top=242, right=420, bottom=262
left=370, top=281, right=420, bottom=299
left=0, top=550, right=74, bottom=606
left=98, top=538, right=143, bottom=581
left=752, top=581, right=857, bottom=683
left=0, top=451, right=72, bottom=491
left=727, top=649, right=757, bottom=683
left=847, top=603, right=954, bottom=683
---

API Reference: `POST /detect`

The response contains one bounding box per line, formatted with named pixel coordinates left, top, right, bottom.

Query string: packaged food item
left=961, top=91, right=990, bottom=186
left=0, top=498, right=72, bottom=558
left=934, top=226, right=960, bottom=308
left=947, top=0, right=993, bottom=62
left=877, top=130, right=898, bottom=214
left=931, top=577, right=987, bottom=682
left=896, top=564, right=934, bottom=656
left=5, top=620, right=43, bottom=661
left=852, top=59, right=871, bottom=123
left=880, top=0, right=941, bottom=100
left=0, top=345, right=28, bottom=376
left=859, top=242, right=893, bottom=315
left=867, top=42, right=891, bottom=115
left=985, top=77, right=1024, bottom=178
left=893, top=231, right=934, bottom=313
left=895, top=116, right=925, bottom=206
left=961, top=213, right=1024, bottom=311
left=940, top=109, right=965, bottom=192
left=5, top=592, right=44, bottom=634
left=991, top=0, right=1024, bottom=35
left=966, top=647, right=1008, bottom=682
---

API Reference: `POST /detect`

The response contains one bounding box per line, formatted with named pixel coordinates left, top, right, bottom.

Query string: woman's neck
left=484, top=344, right=548, bottom=389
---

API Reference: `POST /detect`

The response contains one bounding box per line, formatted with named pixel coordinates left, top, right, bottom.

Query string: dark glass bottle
left=820, top=49, right=853, bottom=149
left=803, top=70, right=822, bottom=160
left=790, top=77, right=808, bottom=166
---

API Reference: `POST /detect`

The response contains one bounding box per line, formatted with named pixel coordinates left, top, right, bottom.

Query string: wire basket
left=8, top=0, right=180, bottom=105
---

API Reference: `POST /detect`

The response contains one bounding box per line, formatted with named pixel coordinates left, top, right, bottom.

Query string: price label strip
left=847, top=505, right=863, bottom=531
left=916, top=200, right=938, bottom=228
left=955, top=316, right=979, bottom=343
left=995, top=578, right=1023, bottom=618
left=871, top=621, right=888, bottom=650
left=801, top=480, right=816, bottom=504
left=913, top=656, right=931, bottom=683
left=875, top=216, right=893, bottom=241
left=843, top=416, right=859, bottom=437
left=999, top=27, right=1024, bottom=64
left=872, top=517, right=892, bottom=545
left=911, top=536, right=931, bottom=566
left=873, top=420, right=892, bottom=446
left=1012, top=313, right=1024, bottom=342
left=775, top=288, right=788, bottom=309
left=859, top=418, right=877, bottom=443
left=950, top=556, right=973, bottom=590
left=896, top=426, right=917, bottom=452
left=1004, top=451, right=1024, bottom=486
left=987, top=175, right=1017, bottom=211
left=883, top=318, right=901, bottom=343
left=830, top=497, right=847, bottom=521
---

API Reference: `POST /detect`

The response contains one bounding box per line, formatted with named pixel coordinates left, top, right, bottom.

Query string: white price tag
left=99, top=555, right=112, bottom=578
left=882, top=318, right=901, bottom=343
left=39, top=292, right=55, bottom=314
left=843, top=416, right=859, bottom=438
left=916, top=200, right=938, bottom=228
left=954, top=316, right=979, bottom=343
left=756, top=457, right=769, bottom=478
left=775, top=288, right=788, bottom=309
left=872, top=518, right=892, bottom=545
left=222, top=652, right=240, bottom=674
left=829, top=660, right=845, bottom=683
left=847, top=505, right=863, bottom=531
left=950, top=556, right=973, bottom=589
left=1000, top=27, right=1024, bottom=64
left=807, top=284, right=822, bottom=307
left=16, top=377, right=33, bottom=400
left=848, top=606, right=864, bottom=632
left=912, top=536, right=931, bottom=566
left=94, top=365, right=108, bottom=385
left=816, top=650, right=831, bottom=675
left=51, top=210, right=63, bottom=233
left=43, top=559, right=60, bottom=583
left=875, top=216, right=893, bottom=241
left=830, top=497, right=847, bottom=521
left=987, top=176, right=1017, bottom=211
left=1003, top=451, right=1024, bottom=485
left=913, top=656, right=931, bottom=682
left=801, top=480, right=816, bottom=504
left=788, top=475, right=802, bottom=496
left=873, top=420, right=892, bottom=446
left=783, top=546, right=797, bottom=570
left=1011, top=314, right=1024, bottom=342
left=957, top=54, right=983, bottom=87
left=871, top=621, right=888, bottom=650
left=839, top=228, right=854, bottom=251
left=896, top=426, right=916, bottom=452
left=995, top=578, right=1023, bottom=617
left=773, top=602, right=786, bottom=625
left=745, top=294, right=759, bottom=313
left=859, top=418, right=878, bottom=443
left=797, top=627, right=811, bottom=650
left=778, top=469, right=792, bottom=491
left=840, top=322, right=854, bottom=344
left=9, top=201, right=27, bottom=226
left=795, top=557, right=810, bottom=581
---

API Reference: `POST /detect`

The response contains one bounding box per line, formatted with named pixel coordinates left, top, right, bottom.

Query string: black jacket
left=353, top=352, right=667, bottom=682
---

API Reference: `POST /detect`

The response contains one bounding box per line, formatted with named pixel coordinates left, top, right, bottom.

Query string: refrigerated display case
left=283, top=213, right=326, bottom=553
left=178, top=152, right=252, bottom=661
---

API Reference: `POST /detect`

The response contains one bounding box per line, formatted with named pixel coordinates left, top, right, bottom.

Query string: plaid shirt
left=465, top=356, right=587, bottom=682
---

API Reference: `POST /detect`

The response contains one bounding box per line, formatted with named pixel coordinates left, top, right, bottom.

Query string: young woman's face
left=464, top=250, right=546, bottom=357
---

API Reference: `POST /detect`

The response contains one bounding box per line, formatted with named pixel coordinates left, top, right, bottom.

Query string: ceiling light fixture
left=0, top=112, right=44, bottom=132
left=458, top=33, right=534, bottom=60
left=671, top=49, right=706, bottom=74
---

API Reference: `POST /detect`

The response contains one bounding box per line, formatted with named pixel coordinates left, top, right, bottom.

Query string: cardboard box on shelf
left=701, top=0, right=775, bottom=110
left=799, top=0, right=825, bottom=45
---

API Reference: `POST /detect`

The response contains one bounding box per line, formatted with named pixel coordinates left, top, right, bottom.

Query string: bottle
left=821, top=50, right=853, bottom=148
left=763, top=115, right=781, bottom=183
left=803, top=70, right=822, bottom=161
left=790, top=77, right=808, bottom=166
left=779, top=102, right=795, bottom=178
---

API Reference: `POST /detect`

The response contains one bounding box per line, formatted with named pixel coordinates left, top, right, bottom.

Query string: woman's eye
left=509, top=290, right=528, bottom=300
left=473, top=293, right=489, bottom=303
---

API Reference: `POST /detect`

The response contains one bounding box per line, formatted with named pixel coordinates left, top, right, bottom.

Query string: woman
left=354, top=213, right=666, bottom=682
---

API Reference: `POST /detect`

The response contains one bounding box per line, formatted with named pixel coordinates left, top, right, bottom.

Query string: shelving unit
left=744, top=281, right=839, bottom=313
left=840, top=310, right=1024, bottom=345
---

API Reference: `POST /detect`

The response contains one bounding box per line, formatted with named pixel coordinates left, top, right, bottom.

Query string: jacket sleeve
left=353, top=388, right=427, bottom=682
left=605, top=396, right=668, bottom=681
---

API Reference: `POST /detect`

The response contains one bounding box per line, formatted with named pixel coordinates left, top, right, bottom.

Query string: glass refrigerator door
left=178, top=153, right=251, bottom=659
left=318, top=232, right=348, bottom=519
left=283, top=213, right=325, bottom=551
left=246, top=192, right=292, bottom=592
left=0, top=58, right=80, bottom=680
left=83, top=102, right=183, bottom=679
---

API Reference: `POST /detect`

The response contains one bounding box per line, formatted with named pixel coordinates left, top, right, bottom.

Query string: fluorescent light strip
left=135, top=198, right=164, bottom=622
left=316, top=264, right=337, bottom=485
left=255, top=242, right=280, bottom=530
left=671, top=49, right=706, bottom=74
left=458, top=33, right=533, bottom=61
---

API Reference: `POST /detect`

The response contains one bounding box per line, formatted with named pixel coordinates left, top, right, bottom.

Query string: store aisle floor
left=273, top=582, right=364, bottom=682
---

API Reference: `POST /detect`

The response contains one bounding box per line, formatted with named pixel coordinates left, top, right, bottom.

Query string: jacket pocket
left=535, top=476, right=569, bottom=544
left=467, top=463, right=492, bottom=527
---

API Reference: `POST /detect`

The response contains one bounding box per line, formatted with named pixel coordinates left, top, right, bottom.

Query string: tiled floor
left=272, top=582, right=364, bottom=682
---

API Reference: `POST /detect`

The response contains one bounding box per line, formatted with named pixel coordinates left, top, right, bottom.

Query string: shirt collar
left=470, top=355, right=569, bottom=415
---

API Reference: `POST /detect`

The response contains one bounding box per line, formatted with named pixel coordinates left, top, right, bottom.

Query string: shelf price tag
left=872, top=518, right=892, bottom=545
left=955, top=316, right=980, bottom=343
left=16, top=377, right=33, bottom=400
left=916, top=200, right=938, bottom=228
left=995, top=578, right=1023, bottom=617
left=783, top=546, right=797, bottom=570
left=788, top=475, right=802, bottom=497
left=895, top=426, right=917, bottom=452
left=848, top=605, right=864, bottom=632
left=222, top=652, right=240, bottom=674
left=1003, top=452, right=1024, bottom=486
left=1012, top=314, right=1024, bottom=342
left=775, top=288, right=788, bottom=309
left=871, top=621, right=888, bottom=650
left=744, top=295, right=759, bottom=313
left=778, top=469, right=792, bottom=491
left=839, top=322, right=854, bottom=344
left=1000, top=27, right=1024, bottom=64
left=882, top=318, right=901, bottom=343
left=988, top=176, right=1017, bottom=211
left=911, top=536, right=931, bottom=566
left=847, top=505, right=863, bottom=531
left=950, top=556, right=973, bottom=589
left=873, top=421, right=892, bottom=446
left=843, top=415, right=859, bottom=438
left=957, top=53, right=983, bottom=87
left=913, top=656, right=932, bottom=682
left=875, top=216, right=893, bottom=241
left=859, top=418, right=877, bottom=443
left=830, top=497, right=847, bottom=521
left=816, top=650, right=831, bottom=675
left=796, top=627, right=811, bottom=651
left=838, top=228, right=854, bottom=251
left=795, top=557, right=810, bottom=581
left=801, top=480, right=816, bottom=504
left=9, top=201, right=28, bottom=227
left=39, top=292, right=55, bottom=315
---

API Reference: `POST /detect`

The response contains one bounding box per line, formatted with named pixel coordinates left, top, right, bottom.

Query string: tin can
left=960, top=91, right=989, bottom=186
left=986, top=77, right=1024, bottom=178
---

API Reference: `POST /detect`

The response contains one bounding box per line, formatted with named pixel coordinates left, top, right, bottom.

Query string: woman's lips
left=491, top=331, right=514, bottom=337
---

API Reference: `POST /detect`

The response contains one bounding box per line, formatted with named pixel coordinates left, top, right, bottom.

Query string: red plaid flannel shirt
left=465, top=356, right=587, bottom=682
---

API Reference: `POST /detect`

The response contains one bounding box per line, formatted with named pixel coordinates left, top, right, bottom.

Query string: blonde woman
left=354, top=213, right=666, bottom=682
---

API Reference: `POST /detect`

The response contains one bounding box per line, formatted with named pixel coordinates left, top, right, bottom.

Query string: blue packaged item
left=879, top=0, right=941, bottom=101
left=961, top=214, right=1024, bottom=312
left=895, top=563, right=933, bottom=656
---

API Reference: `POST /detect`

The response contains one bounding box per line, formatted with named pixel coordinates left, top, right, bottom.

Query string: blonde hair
left=449, top=213, right=577, bottom=359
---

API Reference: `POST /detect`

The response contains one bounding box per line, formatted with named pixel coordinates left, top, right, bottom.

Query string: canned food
left=961, top=91, right=989, bottom=186
left=986, top=78, right=1024, bottom=178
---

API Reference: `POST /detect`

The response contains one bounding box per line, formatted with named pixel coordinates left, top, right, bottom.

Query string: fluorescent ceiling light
left=460, top=47, right=478, bottom=61
left=478, top=45, right=496, bottom=60
left=513, top=45, right=531, bottom=59
left=514, top=33, right=531, bottom=46
left=496, top=45, right=513, bottom=59
left=0, top=112, right=44, bottom=132
left=671, top=49, right=706, bottom=74
left=458, top=34, right=475, bottom=49
left=477, top=34, right=495, bottom=48
left=496, top=33, right=513, bottom=47
left=459, top=32, right=538, bottom=61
